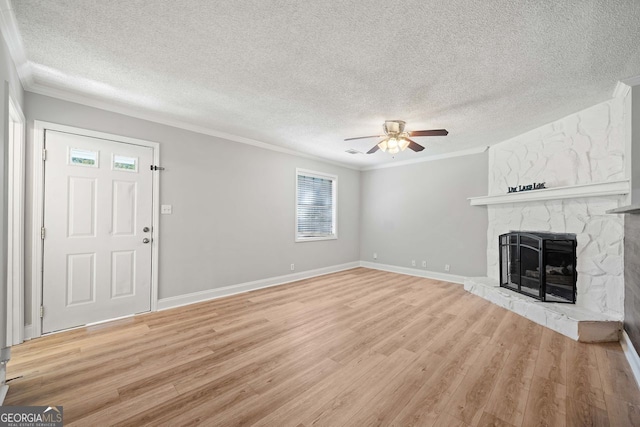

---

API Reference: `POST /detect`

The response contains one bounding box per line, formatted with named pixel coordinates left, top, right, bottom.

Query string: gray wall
left=0, top=29, right=24, bottom=395
left=633, top=85, right=640, bottom=203
left=24, top=93, right=360, bottom=320
left=624, top=214, right=640, bottom=354
left=359, top=152, right=488, bottom=277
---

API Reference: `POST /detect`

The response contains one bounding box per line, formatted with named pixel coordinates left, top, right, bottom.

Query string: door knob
left=142, top=238, right=150, bottom=244
left=143, top=227, right=150, bottom=232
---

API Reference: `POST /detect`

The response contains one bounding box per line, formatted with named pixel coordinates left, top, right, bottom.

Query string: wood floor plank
left=443, top=341, right=511, bottom=425
left=471, top=304, right=509, bottom=338
left=477, top=411, right=517, bottom=427
left=604, top=394, right=640, bottom=426
left=344, top=349, right=446, bottom=426
left=4, top=267, right=639, bottom=426
left=67, top=384, right=178, bottom=427
left=565, top=340, right=606, bottom=411
left=534, top=328, right=568, bottom=386
left=371, top=312, right=438, bottom=356
left=522, top=375, right=567, bottom=427
left=483, top=344, right=538, bottom=426
left=595, top=343, right=640, bottom=405
left=177, top=357, right=341, bottom=426
left=402, top=312, right=457, bottom=353
left=434, top=411, right=471, bottom=426
left=566, top=397, right=610, bottom=427
left=251, top=351, right=388, bottom=427
left=304, top=348, right=418, bottom=427
left=389, top=333, right=490, bottom=427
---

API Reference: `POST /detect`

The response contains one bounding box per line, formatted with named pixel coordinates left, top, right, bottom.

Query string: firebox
left=499, top=231, right=577, bottom=303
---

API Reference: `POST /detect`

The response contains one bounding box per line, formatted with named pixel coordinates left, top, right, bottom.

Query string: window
left=69, top=148, right=98, bottom=167
left=112, top=154, right=138, bottom=172
left=296, top=169, right=337, bottom=242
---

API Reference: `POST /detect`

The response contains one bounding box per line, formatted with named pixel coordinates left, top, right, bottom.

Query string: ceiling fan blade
left=344, top=135, right=385, bottom=141
left=406, top=138, right=425, bottom=152
left=366, top=144, right=380, bottom=154
left=409, top=129, right=448, bottom=137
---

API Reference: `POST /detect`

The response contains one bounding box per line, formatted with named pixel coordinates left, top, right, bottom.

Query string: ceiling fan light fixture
left=345, top=120, right=448, bottom=155
left=388, top=146, right=400, bottom=154
left=387, top=137, right=400, bottom=154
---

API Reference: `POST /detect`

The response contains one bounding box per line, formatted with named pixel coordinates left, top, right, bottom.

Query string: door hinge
left=150, top=165, right=165, bottom=171
left=40, top=305, right=44, bottom=318
left=41, top=227, right=45, bottom=240
left=42, top=149, right=47, bottom=161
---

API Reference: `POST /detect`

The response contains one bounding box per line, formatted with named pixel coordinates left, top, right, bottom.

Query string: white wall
left=360, top=152, right=489, bottom=277
left=23, top=92, right=360, bottom=320
left=487, top=93, right=628, bottom=318
left=0, top=26, right=24, bottom=400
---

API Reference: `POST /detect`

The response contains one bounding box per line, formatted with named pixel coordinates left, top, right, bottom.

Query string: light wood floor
left=5, top=268, right=640, bottom=426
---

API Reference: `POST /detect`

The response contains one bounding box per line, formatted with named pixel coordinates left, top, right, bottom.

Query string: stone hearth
left=465, top=277, right=621, bottom=342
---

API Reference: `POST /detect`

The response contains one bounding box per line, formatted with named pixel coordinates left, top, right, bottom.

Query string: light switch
left=161, top=204, right=172, bottom=214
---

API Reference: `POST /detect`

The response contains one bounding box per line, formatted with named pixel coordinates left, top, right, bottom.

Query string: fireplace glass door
left=499, top=231, right=576, bottom=303
left=500, top=234, right=519, bottom=292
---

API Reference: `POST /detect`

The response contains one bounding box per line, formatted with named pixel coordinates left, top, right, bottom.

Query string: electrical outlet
left=411, top=260, right=416, bottom=267
left=445, top=264, right=450, bottom=272
left=373, top=252, right=377, bottom=260
left=290, top=264, right=295, bottom=271
left=161, top=204, right=172, bottom=215
left=422, top=261, right=427, bottom=268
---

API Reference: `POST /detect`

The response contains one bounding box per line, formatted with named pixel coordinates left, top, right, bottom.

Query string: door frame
left=31, top=121, right=160, bottom=339
left=6, top=87, right=25, bottom=345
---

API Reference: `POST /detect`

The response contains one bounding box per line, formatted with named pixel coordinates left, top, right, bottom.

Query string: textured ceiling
left=10, top=0, right=640, bottom=167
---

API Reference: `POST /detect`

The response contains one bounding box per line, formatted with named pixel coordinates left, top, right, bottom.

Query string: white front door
left=42, top=130, right=154, bottom=333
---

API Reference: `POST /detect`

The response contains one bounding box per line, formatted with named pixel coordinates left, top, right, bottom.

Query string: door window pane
left=113, top=155, right=138, bottom=172
left=69, top=148, right=98, bottom=167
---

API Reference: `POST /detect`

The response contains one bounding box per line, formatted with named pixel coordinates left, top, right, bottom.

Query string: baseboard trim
left=157, top=261, right=360, bottom=311
left=621, top=330, right=640, bottom=389
left=359, top=261, right=466, bottom=284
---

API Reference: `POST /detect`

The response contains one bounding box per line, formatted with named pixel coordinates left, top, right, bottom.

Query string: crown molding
left=613, top=81, right=632, bottom=98
left=26, top=81, right=361, bottom=171
left=0, top=0, right=33, bottom=88
left=361, top=145, right=489, bottom=171
left=622, top=75, right=640, bottom=88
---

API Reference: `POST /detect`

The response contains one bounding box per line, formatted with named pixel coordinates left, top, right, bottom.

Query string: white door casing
left=42, top=130, right=154, bottom=333
left=6, top=92, right=25, bottom=345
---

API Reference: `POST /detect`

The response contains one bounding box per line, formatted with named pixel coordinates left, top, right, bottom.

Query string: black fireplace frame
left=499, top=231, right=577, bottom=303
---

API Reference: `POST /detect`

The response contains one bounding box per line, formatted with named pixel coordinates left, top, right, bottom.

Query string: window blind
left=297, top=173, right=335, bottom=238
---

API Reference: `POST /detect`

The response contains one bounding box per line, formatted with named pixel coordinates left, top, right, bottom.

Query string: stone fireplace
left=464, top=89, right=629, bottom=342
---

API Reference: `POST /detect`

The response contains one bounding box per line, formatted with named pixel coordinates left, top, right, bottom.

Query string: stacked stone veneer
left=487, top=94, right=627, bottom=319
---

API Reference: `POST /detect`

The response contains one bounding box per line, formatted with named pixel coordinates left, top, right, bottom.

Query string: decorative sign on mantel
left=507, top=182, right=546, bottom=193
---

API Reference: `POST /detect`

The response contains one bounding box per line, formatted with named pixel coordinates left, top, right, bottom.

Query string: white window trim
left=295, top=168, right=338, bottom=243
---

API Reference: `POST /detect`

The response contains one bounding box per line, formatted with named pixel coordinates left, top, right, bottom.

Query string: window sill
left=295, top=235, right=337, bottom=243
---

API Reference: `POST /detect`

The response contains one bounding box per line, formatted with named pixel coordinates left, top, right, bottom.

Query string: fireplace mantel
left=468, top=180, right=629, bottom=206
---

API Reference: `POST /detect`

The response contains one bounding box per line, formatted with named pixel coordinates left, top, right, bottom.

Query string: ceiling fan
left=345, top=120, right=448, bottom=154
